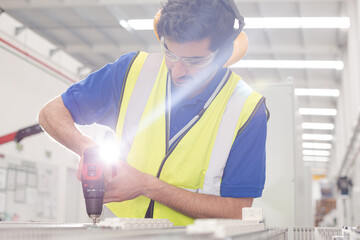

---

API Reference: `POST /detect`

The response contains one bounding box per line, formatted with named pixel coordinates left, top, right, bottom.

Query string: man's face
left=161, top=37, right=219, bottom=89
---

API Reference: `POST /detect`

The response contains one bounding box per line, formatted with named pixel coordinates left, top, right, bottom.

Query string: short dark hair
left=156, top=0, right=235, bottom=51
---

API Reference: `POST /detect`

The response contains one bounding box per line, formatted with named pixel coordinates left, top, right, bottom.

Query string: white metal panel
left=252, top=83, right=297, bottom=227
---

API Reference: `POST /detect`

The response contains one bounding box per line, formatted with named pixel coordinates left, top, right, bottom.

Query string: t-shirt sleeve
left=61, top=52, right=137, bottom=130
left=220, top=100, right=268, bottom=198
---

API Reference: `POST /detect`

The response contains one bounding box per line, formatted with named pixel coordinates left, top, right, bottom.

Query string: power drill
left=81, top=147, right=105, bottom=224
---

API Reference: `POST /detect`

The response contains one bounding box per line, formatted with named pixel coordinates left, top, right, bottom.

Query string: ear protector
left=153, top=0, right=248, bottom=68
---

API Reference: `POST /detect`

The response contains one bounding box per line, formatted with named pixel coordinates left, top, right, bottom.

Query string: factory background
left=0, top=0, right=359, bottom=230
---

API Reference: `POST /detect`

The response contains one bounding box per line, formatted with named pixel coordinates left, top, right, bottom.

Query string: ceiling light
left=295, top=88, right=340, bottom=97
left=303, top=150, right=330, bottom=156
left=127, top=19, right=154, bottom=30
left=302, top=142, right=332, bottom=149
left=303, top=156, right=329, bottom=162
left=244, top=17, right=350, bottom=29
left=302, top=134, right=333, bottom=141
left=119, top=19, right=132, bottom=31
left=118, top=17, right=350, bottom=30
left=299, top=108, right=337, bottom=116
left=301, top=122, right=335, bottom=130
left=230, top=60, right=343, bottom=70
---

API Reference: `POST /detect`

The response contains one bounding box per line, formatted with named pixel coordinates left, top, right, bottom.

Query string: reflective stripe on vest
left=106, top=52, right=264, bottom=226
left=118, top=52, right=164, bottom=159
left=198, top=80, right=253, bottom=196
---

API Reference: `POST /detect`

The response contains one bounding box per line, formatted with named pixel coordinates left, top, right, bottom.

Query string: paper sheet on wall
left=16, top=170, right=27, bottom=186
left=26, top=188, right=38, bottom=205
left=38, top=167, right=52, bottom=193
left=0, top=168, right=6, bottom=190
left=0, top=192, right=5, bottom=212
left=27, top=172, right=37, bottom=188
left=7, top=169, right=16, bottom=190
left=14, top=188, right=26, bottom=203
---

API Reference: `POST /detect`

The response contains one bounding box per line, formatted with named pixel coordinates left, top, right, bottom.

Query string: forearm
left=38, top=96, right=97, bottom=156
left=143, top=176, right=253, bottom=219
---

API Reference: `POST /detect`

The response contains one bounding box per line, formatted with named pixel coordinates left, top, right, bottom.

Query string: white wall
left=332, top=0, right=360, bottom=226
left=0, top=13, right=92, bottom=222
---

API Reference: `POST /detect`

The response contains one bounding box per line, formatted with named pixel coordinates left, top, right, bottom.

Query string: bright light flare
left=99, top=142, right=121, bottom=164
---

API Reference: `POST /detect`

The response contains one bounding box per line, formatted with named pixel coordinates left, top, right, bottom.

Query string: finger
left=104, top=191, right=121, bottom=203
left=104, top=178, right=117, bottom=191
left=116, top=160, right=127, bottom=171
left=76, top=158, right=83, bottom=181
left=103, top=197, right=120, bottom=204
left=103, top=163, right=114, bottom=184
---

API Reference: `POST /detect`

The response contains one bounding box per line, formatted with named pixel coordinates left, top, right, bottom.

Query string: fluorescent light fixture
left=299, top=108, right=337, bottom=116
left=118, top=17, right=350, bottom=30
left=230, top=60, right=343, bottom=70
left=295, top=88, right=340, bottom=97
left=119, top=19, right=153, bottom=30
left=302, top=134, right=333, bottom=141
left=302, top=142, right=332, bottom=149
left=244, top=17, right=350, bottom=29
left=303, top=149, right=330, bottom=156
left=119, top=19, right=132, bottom=31
left=301, top=122, right=335, bottom=130
left=128, top=19, right=154, bottom=30
left=303, top=156, right=329, bottom=162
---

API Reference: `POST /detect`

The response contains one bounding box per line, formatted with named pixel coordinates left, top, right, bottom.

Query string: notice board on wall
left=0, top=156, right=58, bottom=221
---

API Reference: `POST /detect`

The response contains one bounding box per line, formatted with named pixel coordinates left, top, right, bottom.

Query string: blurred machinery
left=293, top=226, right=360, bottom=240
left=337, top=177, right=353, bottom=196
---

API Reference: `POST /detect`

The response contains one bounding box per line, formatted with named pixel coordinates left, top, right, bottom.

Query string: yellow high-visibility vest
left=106, top=51, right=265, bottom=226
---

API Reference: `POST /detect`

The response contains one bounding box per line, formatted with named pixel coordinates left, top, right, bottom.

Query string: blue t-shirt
left=62, top=52, right=267, bottom=198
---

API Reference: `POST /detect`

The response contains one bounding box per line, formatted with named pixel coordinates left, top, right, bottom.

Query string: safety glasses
left=160, top=37, right=218, bottom=69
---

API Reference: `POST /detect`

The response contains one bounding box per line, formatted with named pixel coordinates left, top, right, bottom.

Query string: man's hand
left=76, top=146, right=100, bottom=181
left=103, top=161, right=151, bottom=203
left=76, top=157, right=83, bottom=181
left=102, top=160, right=253, bottom=219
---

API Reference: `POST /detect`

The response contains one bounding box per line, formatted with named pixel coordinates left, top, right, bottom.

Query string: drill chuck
left=81, top=147, right=105, bottom=220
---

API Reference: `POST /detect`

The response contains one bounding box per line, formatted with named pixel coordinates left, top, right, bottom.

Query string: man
left=38, top=0, right=268, bottom=226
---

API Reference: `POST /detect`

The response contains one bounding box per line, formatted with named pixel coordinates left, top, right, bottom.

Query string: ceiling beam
left=0, top=0, right=346, bottom=9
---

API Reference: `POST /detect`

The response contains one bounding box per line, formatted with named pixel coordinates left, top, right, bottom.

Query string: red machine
left=0, top=124, right=43, bottom=145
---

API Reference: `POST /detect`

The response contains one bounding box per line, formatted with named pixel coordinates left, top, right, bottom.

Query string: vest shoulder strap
left=117, top=52, right=164, bottom=159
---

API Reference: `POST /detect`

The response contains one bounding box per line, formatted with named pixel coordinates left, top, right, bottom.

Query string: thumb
left=76, top=158, right=83, bottom=181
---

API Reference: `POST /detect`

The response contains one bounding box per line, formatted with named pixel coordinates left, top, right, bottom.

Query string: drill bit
left=92, top=217, right=97, bottom=225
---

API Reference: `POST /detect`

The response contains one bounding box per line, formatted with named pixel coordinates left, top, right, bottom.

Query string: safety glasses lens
left=160, top=37, right=216, bottom=68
